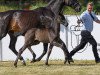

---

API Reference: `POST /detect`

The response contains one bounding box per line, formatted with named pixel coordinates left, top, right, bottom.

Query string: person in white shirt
left=70, top=2, right=100, bottom=63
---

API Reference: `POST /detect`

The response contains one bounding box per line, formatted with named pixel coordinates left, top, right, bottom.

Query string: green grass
left=0, top=2, right=99, bottom=15
left=31, top=1, right=46, bottom=10
left=0, top=60, right=100, bottom=75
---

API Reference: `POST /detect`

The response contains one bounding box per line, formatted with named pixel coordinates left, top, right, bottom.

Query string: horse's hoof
left=67, top=59, right=74, bottom=64
left=45, top=62, right=49, bottom=66
left=20, top=56, right=24, bottom=60
left=70, top=59, right=74, bottom=63
left=14, top=62, right=17, bottom=68
left=35, top=58, right=41, bottom=62
left=69, top=58, right=74, bottom=63
left=30, top=60, right=36, bottom=63
left=22, top=60, right=26, bottom=66
left=64, top=60, right=67, bottom=64
left=66, top=56, right=74, bottom=64
left=23, top=62, right=26, bottom=66
left=68, top=60, right=71, bottom=64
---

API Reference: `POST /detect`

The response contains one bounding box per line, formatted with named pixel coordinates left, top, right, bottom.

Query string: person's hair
left=87, top=2, right=94, bottom=6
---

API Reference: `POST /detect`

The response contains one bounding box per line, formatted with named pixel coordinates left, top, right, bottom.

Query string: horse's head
left=63, top=0, right=81, bottom=12
left=58, top=14, right=68, bottom=27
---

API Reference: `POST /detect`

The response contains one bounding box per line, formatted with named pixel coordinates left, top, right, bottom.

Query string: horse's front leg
left=14, top=45, right=26, bottom=67
left=45, top=44, right=53, bottom=65
left=28, top=47, right=36, bottom=63
left=9, top=33, right=25, bottom=61
left=52, top=37, right=74, bottom=64
left=36, top=43, right=48, bottom=62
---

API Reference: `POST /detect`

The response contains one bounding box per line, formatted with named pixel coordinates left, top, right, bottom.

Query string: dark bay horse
left=13, top=0, right=81, bottom=67
left=0, top=9, right=67, bottom=64
left=0, top=9, right=67, bottom=62
left=0, top=2, right=69, bottom=63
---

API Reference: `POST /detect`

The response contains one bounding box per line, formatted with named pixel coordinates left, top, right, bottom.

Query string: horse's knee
left=9, top=45, right=16, bottom=51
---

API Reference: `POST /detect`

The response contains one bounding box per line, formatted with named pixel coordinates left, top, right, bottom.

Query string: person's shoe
left=96, top=59, right=100, bottom=63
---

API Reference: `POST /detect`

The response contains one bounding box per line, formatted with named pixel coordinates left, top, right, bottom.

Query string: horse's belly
left=35, top=29, right=49, bottom=43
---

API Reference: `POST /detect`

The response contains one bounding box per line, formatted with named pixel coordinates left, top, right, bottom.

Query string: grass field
left=0, top=60, right=100, bottom=75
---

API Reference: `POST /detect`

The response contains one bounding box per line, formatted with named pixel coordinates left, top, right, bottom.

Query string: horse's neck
left=47, top=0, right=64, bottom=15
left=55, top=23, right=60, bottom=36
left=53, top=18, right=60, bottom=35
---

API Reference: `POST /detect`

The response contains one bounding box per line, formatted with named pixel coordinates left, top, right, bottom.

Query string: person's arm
left=92, top=12, right=100, bottom=24
left=77, top=13, right=85, bottom=24
left=95, top=20, right=100, bottom=24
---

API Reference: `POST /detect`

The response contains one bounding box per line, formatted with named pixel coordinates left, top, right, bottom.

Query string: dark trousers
left=70, top=30, right=99, bottom=61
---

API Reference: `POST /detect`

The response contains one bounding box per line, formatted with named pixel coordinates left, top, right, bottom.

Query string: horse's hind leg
left=14, top=41, right=34, bottom=67
left=14, top=29, right=36, bottom=67
left=9, top=33, right=24, bottom=61
left=36, top=43, right=48, bottom=62
left=14, top=44, right=27, bottom=67
left=28, top=46, right=36, bottom=62
left=45, top=44, right=53, bottom=65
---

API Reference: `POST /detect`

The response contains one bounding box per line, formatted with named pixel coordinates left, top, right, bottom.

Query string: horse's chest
left=35, top=29, right=49, bottom=43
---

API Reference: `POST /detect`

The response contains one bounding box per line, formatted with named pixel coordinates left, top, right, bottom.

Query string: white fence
left=0, top=15, right=100, bottom=61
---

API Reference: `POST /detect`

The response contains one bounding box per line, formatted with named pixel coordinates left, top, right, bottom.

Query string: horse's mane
left=47, top=0, right=56, bottom=7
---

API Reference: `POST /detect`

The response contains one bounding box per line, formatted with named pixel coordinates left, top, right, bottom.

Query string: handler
left=70, top=2, right=100, bottom=63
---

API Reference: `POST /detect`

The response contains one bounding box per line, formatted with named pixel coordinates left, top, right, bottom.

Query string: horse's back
left=34, top=7, right=55, bottom=18
left=10, top=7, right=55, bottom=33
left=10, top=10, right=40, bottom=33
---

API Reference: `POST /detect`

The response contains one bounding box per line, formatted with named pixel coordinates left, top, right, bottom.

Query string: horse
left=0, top=0, right=80, bottom=63
left=0, top=9, right=67, bottom=63
left=0, top=10, right=68, bottom=62
left=35, top=0, right=81, bottom=62
left=13, top=0, right=81, bottom=67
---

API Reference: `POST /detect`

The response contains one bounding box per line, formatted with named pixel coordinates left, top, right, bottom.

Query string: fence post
left=65, top=16, right=68, bottom=48
left=65, top=27, right=68, bottom=48
left=0, top=41, right=2, bottom=61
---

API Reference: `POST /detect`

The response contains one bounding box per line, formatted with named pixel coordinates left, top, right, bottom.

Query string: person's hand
left=77, top=19, right=81, bottom=24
